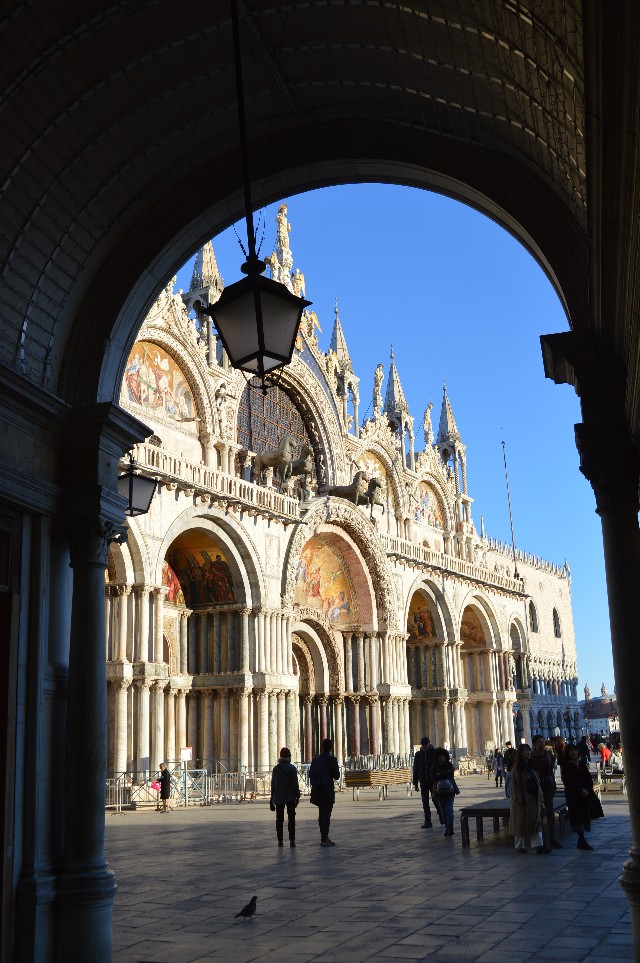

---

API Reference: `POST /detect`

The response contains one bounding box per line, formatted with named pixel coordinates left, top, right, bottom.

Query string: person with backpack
left=309, top=738, right=340, bottom=846
left=269, top=747, right=301, bottom=847
left=412, top=735, right=438, bottom=827
left=429, top=747, right=460, bottom=837
left=493, top=749, right=505, bottom=789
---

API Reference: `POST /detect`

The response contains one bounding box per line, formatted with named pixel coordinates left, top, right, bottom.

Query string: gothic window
left=553, top=608, right=562, bottom=638
left=237, top=378, right=312, bottom=460
left=529, top=601, right=538, bottom=633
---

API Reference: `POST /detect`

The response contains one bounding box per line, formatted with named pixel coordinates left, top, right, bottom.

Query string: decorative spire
left=329, top=300, right=351, bottom=364
left=181, top=240, right=223, bottom=314
left=190, top=241, right=221, bottom=292
left=384, top=345, right=409, bottom=417
left=436, top=381, right=461, bottom=447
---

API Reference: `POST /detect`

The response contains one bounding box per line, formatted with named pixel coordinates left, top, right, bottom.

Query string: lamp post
left=202, top=0, right=311, bottom=392
left=118, top=452, right=158, bottom=516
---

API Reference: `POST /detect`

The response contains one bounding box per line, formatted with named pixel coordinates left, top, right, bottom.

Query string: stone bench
left=343, top=767, right=411, bottom=801
left=459, top=797, right=569, bottom=847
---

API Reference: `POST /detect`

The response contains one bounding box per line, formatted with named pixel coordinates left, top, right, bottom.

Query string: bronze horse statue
left=326, top=471, right=385, bottom=519
left=289, top=444, right=315, bottom=498
left=253, top=434, right=295, bottom=485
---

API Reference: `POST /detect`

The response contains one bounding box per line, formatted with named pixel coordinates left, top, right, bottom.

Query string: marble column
left=198, top=611, right=208, bottom=674
left=165, top=687, right=176, bottom=763
left=187, top=692, right=198, bottom=756
left=202, top=690, right=214, bottom=768
left=240, top=608, right=250, bottom=672
left=277, top=689, right=286, bottom=750
left=342, top=632, right=352, bottom=692
left=303, top=697, right=314, bottom=762
left=355, top=633, right=365, bottom=692
left=137, top=681, right=150, bottom=773
left=151, top=682, right=165, bottom=769
left=441, top=699, right=451, bottom=748
left=238, top=690, right=250, bottom=771
left=285, top=690, right=298, bottom=760
left=333, top=697, right=344, bottom=762
left=317, top=695, right=328, bottom=742
left=350, top=696, right=361, bottom=755
left=220, top=689, right=231, bottom=768
left=179, top=610, right=189, bottom=673
left=114, top=680, right=129, bottom=772
left=176, top=689, right=187, bottom=753
left=268, top=690, right=278, bottom=766
left=116, top=585, right=130, bottom=661
left=257, top=691, right=269, bottom=771
left=153, top=587, right=167, bottom=663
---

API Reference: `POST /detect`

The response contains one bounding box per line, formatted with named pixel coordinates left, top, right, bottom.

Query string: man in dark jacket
left=412, top=736, right=438, bottom=827
left=269, top=747, right=301, bottom=847
left=503, top=741, right=517, bottom=798
left=310, top=738, right=340, bottom=846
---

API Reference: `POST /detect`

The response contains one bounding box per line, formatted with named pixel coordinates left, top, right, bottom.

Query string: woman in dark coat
left=269, top=747, right=301, bottom=847
left=509, top=744, right=546, bottom=853
left=560, top=743, right=604, bottom=850
left=158, top=763, right=171, bottom=813
left=430, top=748, right=460, bottom=837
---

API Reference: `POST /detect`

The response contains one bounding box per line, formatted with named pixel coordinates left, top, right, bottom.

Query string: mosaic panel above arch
left=356, top=451, right=395, bottom=511
left=407, top=592, right=437, bottom=643
left=460, top=607, right=486, bottom=647
left=121, top=340, right=197, bottom=425
left=413, top=481, right=445, bottom=528
left=165, top=531, right=236, bottom=608
left=294, top=535, right=355, bottom=625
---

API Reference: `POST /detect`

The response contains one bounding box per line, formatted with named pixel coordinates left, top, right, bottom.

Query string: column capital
left=575, top=421, right=640, bottom=515
left=67, top=517, right=127, bottom=567
left=316, top=694, right=329, bottom=706
left=115, top=583, right=131, bottom=597
left=135, top=679, right=151, bottom=692
left=114, top=678, right=130, bottom=692
left=153, top=586, right=169, bottom=600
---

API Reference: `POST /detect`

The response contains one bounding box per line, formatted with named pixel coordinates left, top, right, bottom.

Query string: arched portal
left=459, top=602, right=496, bottom=758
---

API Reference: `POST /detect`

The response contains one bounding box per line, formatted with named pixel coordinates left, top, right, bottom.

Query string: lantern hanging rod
left=231, top=0, right=261, bottom=271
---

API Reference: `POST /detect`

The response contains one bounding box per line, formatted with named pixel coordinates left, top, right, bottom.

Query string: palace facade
left=108, top=206, right=579, bottom=775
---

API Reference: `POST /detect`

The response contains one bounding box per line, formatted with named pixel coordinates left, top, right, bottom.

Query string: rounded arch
left=457, top=591, right=502, bottom=649
left=404, top=575, right=455, bottom=642
left=528, top=600, right=539, bottom=633
left=155, top=505, right=266, bottom=608
left=292, top=616, right=344, bottom=694
left=292, top=622, right=331, bottom=695
left=283, top=497, right=399, bottom=631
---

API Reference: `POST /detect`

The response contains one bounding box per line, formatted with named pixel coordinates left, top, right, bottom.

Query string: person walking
left=270, top=747, right=301, bottom=847
left=412, top=735, right=438, bottom=827
left=309, top=738, right=340, bottom=847
left=561, top=744, right=604, bottom=850
left=158, top=762, right=171, bottom=813
left=430, top=747, right=460, bottom=837
left=493, top=749, right=505, bottom=789
left=503, top=741, right=516, bottom=798
left=531, top=735, right=561, bottom=849
left=509, top=744, right=547, bottom=853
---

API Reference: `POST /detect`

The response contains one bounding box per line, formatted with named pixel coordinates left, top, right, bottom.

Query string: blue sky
left=175, top=183, right=614, bottom=696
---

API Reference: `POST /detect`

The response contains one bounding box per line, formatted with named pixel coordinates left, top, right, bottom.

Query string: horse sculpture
left=326, top=471, right=385, bottom=520
left=289, top=444, right=315, bottom=499
left=253, top=434, right=295, bottom=485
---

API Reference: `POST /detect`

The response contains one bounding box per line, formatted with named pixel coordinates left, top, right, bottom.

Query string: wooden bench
left=342, top=768, right=411, bottom=801
left=599, top=770, right=626, bottom=794
left=460, top=797, right=569, bottom=847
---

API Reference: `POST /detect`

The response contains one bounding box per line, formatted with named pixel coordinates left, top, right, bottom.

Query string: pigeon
left=234, top=895, right=258, bottom=920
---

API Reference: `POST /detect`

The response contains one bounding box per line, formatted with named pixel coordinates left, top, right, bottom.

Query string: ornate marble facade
left=108, top=207, right=579, bottom=774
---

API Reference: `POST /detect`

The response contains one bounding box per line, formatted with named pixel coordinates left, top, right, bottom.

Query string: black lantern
left=118, top=452, right=158, bottom=517
left=202, top=0, right=310, bottom=392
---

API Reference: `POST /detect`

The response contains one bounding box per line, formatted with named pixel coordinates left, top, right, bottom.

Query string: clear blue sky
left=175, top=183, right=614, bottom=696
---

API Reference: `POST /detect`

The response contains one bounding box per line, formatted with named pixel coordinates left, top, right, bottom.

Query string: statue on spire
left=267, top=203, right=294, bottom=289
left=423, top=402, right=434, bottom=446
left=373, top=363, right=384, bottom=418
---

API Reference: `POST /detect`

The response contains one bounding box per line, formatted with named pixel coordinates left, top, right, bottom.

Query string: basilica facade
left=107, top=207, right=579, bottom=777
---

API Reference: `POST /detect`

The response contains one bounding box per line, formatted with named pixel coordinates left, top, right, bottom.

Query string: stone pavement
left=106, top=774, right=633, bottom=961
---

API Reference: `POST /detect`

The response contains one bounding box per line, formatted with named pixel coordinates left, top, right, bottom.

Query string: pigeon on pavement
left=234, top=895, right=258, bottom=920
